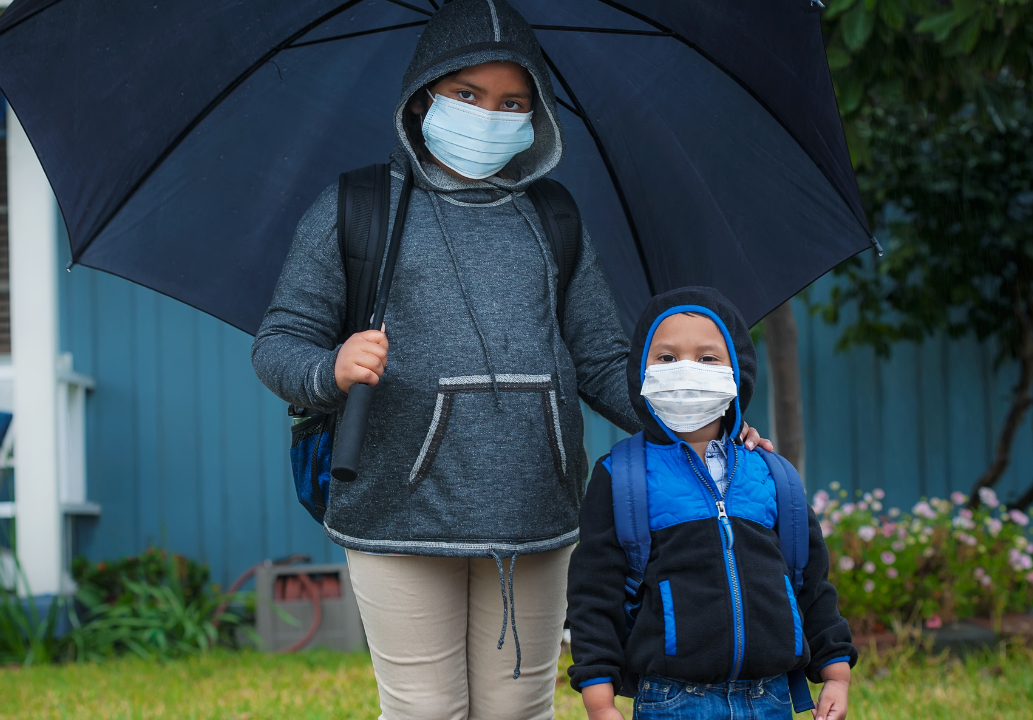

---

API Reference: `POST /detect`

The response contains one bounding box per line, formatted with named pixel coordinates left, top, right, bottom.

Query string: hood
left=627, top=287, right=758, bottom=445
left=394, top=0, right=564, bottom=194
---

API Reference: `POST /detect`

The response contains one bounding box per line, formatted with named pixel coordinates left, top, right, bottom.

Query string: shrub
left=68, top=549, right=252, bottom=661
left=816, top=485, right=1033, bottom=633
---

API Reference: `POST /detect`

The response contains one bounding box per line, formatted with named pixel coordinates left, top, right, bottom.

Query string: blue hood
left=628, top=287, right=758, bottom=445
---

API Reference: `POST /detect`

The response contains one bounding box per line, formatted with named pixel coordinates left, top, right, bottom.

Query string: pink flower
left=830, top=511, right=843, bottom=524
left=881, top=551, right=896, bottom=565
left=974, top=567, right=985, bottom=578
left=863, top=561, right=876, bottom=574
left=858, top=526, right=877, bottom=542
left=838, top=556, right=856, bottom=571
left=881, top=522, right=897, bottom=538
left=959, top=508, right=973, bottom=519
left=871, top=501, right=883, bottom=512
left=892, top=540, right=906, bottom=552
left=953, top=515, right=975, bottom=530
left=857, top=501, right=869, bottom=512
left=820, top=521, right=833, bottom=538
left=863, top=580, right=875, bottom=593
left=980, top=575, right=993, bottom=588
left=912, top=501, right=936, bottom=519
left=979, top=487, right=1000, bottom=508
left=888, top=507, right=901, bottom=518
left=842, top=503, right=856, bottom=516
left=886, top=568, right=898, bottom=579
left=925, top=615, right=942, bottom=629
left=966, top=535, right=978, bottom=547
left=1009, top=510, right=1029, bottom=526
left=873, top=489, right=886, bottom=500
left=986, top=518, right=1003, bottom=537
left=1026, top=572, right=1033, bottom=584
left=951, top=491, right=966, bottom=505
left=812, top=490, right=830, bottom=514
left=922, top=547, right=936, bottom=558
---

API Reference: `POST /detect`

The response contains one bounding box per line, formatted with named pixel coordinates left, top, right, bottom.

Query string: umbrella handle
left=330, top=383, right=374, bottom=482
left=330, top=165, right=413, bottom=482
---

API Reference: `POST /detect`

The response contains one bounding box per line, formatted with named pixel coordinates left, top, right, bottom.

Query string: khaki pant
left=345, top=545, right=574, bottom=720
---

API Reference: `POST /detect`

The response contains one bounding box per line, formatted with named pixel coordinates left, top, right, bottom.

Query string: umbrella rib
left=554, top=97, right=583, bottom=118
left=589, top=0, right=871, bottom=236
left=71, top=0, right=368, bottom=264
left=541, top=50, right=655, bottom=296
left=531, top=25, right=669, bottom=36
left=288, top=20, right=430, bottom=49
left=0, top=0, right=62, bottom=38
left=384, top=0, right=434, bottom=17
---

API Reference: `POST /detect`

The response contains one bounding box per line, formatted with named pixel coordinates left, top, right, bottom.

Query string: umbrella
left=0, top=0, right=872, bottom=335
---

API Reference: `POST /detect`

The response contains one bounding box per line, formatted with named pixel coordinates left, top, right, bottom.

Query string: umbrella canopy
left=0, top=0, right=871, bottom=335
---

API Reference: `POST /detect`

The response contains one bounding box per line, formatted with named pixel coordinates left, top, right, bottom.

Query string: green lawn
left=2, top=645, right=1032, bottom=719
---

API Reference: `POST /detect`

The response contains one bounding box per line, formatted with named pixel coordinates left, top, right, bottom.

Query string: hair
left=402, top=63, right=537, bottom=166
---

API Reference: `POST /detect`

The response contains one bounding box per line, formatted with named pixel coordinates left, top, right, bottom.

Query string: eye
left=457, top=90, right=475, bottom=102
left=502, top=100, right=522, bottom=111
left=657, top=353, right=677, bottom=363
left=698, top=355, right=720, bottom=364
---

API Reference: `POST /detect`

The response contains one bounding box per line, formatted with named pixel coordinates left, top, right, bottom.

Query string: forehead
left=650, top=312, right=726, bottom=350
left=448, top=61, right=531, bottom=90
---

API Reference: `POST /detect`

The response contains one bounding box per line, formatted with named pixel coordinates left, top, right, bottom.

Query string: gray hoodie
left=252, top=0, right=639, bottom=558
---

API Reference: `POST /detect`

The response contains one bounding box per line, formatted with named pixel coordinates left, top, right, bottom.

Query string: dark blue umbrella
left=0, top=0, right=872, bottom=335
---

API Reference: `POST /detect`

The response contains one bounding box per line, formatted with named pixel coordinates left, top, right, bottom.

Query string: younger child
left=567, top=287, right=855, bottom=720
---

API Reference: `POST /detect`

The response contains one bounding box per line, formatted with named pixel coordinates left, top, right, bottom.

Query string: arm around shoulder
left=561, top=226, right=640, bottom=435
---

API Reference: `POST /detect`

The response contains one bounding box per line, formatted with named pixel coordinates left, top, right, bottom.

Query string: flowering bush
left=816, top=485, right=1033, bottom=633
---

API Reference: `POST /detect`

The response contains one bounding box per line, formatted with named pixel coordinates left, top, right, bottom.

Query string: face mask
left=421, top=92, right=534, bottom=180
left=640, top=359, right=737, bottom=433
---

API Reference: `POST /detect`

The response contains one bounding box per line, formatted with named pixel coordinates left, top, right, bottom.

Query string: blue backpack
left=609, top=432, right=814, bottom=713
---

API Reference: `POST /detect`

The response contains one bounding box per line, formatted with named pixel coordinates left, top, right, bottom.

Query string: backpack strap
left=757, top=448, right=815, bottom=714
left=525, top=178, right=581, bottom=331
left=339, top=163, right=392, bottom=339
left=609, top=431, right=650, bottom=636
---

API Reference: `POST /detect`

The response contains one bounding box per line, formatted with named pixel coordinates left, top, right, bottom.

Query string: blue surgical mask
left=421, top=92, right=534, bottom=180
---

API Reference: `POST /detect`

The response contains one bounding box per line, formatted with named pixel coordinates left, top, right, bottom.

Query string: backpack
left=289, top=164, right=583, bottom=524
left=609, top=432, right=815, bottom=713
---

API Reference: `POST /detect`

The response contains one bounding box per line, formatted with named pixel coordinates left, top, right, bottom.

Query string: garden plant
left=817, top=484, right=1033, bottom=633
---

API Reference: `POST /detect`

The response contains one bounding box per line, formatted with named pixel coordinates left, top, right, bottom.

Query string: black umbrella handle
left=331, top=166, right=413, bottom=482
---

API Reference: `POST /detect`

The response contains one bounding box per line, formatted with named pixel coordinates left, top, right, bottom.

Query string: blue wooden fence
left=57, top=228, right=1033, bottom=585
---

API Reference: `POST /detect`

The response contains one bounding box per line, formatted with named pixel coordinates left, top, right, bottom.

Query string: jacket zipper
left=683, top=443, right=745, bottom=681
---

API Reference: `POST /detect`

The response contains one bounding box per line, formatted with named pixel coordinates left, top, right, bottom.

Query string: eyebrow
left=450, top=78, right=532, bottom=100
left=651, top=342, right=725, bottom=355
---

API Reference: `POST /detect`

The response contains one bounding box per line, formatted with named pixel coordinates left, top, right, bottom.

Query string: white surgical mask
left=640, top=359, right=737, bottom=433
left=421, top=92, right=535, bottom=180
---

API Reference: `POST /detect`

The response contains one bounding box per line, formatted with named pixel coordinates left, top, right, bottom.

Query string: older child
left=567, top=287, right=854, bottom=720
left=253, top=1, right=767, bottom=718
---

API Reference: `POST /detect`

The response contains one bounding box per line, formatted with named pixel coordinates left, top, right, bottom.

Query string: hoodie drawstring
left=514, top=200, right=567, bottom=404
left=490, top=549, right=522, bottom=680
left=428, top=191, right=503, bottom=405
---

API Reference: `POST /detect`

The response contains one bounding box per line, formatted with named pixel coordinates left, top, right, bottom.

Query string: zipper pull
left=716, top=501, right=734, bottom=549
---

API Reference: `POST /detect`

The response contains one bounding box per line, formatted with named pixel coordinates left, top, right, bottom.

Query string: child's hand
left=582, top=683, right=626, bottom=720
left=813, top=662, right=850, bottom=720
left=335, top=327, right=389, bottom=394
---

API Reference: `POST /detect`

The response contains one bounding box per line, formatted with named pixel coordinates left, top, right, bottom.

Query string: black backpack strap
left=525, top=178, right=581, bottom=330
left=338, top=163, right=392, bottom=339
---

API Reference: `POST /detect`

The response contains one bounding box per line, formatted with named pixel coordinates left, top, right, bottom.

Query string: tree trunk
left=764, top=301, right=806, bottom=479
left=968, top=291, right=1033, bottom=508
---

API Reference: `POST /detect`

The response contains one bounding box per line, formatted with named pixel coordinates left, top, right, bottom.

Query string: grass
left=1, top=644, right=1032, bottom=719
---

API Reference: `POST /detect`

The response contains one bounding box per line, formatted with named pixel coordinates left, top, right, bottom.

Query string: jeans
left=632, top=674, right=793, bottom=720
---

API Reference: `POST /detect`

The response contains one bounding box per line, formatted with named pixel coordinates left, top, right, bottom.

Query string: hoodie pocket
left=409, top=374, right=567, bottom=490
left=784, top=575, right=803, bottom=656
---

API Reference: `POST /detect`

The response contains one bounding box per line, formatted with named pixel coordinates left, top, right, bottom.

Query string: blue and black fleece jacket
left=566, top=287, right=856, bottom=695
